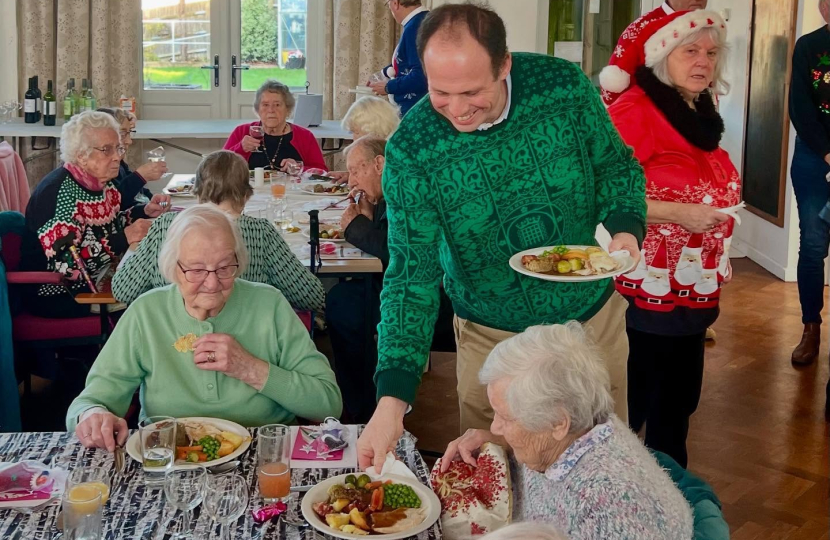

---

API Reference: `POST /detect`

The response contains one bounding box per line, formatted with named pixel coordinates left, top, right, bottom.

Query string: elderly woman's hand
left=240, top=135, right=262, bottom=153
left=440, top=429, right=502, bottom=473
left=193, top=333, right=270, bottom=391
left=125, top=219, right=152, bottom=244
left=135, top=161, right=169, bottom=182
left=144, top=194, right=172, bottom=218
left=677, top=204, right=730, bottom=234
left=75, top=410, right=128, bottom=452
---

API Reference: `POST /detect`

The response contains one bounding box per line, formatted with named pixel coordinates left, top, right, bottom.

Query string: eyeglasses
left=120, top=129, right=136, bottom=138
left=91, top=145, right=126, bottom=157
left=176, top=260, right=240, bottom=282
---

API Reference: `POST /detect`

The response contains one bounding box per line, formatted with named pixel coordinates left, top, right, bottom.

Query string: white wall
left=431, top=0, right=549, bottom=53
left=723, top=0, right=823, bottom=281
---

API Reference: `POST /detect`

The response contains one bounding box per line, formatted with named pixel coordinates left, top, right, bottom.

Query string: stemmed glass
left=249, top=125, right=264, bottom=153
left=1, top=101, right=22, bottom=124
left=285, top=160, right=303, bottom=191
left=147, top=145, right=173, bottom=181
left=164, top=467, right=207, bottom=540
left=203, top=474, right=248, bottom=540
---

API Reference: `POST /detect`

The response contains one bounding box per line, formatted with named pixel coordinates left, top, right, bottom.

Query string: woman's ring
left=208, top=351, right=216, bottom=362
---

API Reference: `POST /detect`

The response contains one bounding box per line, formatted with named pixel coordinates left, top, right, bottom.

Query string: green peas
left=198, top=436, right=220, bottom=461
left=383, top=483, right=421, bottom=509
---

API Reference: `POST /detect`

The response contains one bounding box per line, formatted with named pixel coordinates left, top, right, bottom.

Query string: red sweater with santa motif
left=609, top=69, right=741, bottom=336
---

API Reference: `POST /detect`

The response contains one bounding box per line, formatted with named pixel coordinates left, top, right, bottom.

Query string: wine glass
left=203, top=474, right=248, bottom=540
left=164, top=467, right=207, bottom=540
left=286, top=160, right=303, bottom=179
left=147, top=145, right=173, bottom=181
left=249, top=125, right=264, bottom=153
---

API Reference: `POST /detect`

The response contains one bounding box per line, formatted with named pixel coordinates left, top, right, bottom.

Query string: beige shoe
left=705, top=327, right=716, bottom=341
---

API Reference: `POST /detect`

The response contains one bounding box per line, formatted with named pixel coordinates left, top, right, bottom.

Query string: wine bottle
left=83, top=81, right=97, bottom=112
left=24, top=78, right=37, bottom=123
left=43, top=80, right=56, bottom=126
left=79, top=79, right=89, bottom=112
left=63, top=81, right=73, bottom=120
left=34, top=75, right=42, bottom=122
left=71, top=78, right=82, bottom=115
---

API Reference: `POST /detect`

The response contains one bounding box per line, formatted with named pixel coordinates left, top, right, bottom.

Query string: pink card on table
left=288, top=426, right=358, bottom=469
left=291, top=427, right=344, bottom=461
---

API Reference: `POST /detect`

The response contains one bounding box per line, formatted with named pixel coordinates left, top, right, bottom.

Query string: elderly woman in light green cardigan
left=67, top=204, right=342, bottom=451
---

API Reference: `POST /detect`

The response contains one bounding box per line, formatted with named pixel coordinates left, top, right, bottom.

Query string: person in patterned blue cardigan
left=368, top=0, right=429, bottom=116
left=112, top=150, right=325, bottom=312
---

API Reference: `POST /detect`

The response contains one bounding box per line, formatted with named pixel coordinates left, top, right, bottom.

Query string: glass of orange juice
left=257, top=424, right=291, bottom=503
left=63, top=467, right=107, bottom=539
left=270, top=172, right=288, bottom=199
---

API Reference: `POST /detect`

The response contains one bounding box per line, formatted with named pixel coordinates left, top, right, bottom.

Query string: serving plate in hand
left=509, top=245, right=636, bottom=282
left=300, top=473, right=441, bottom=540
left=125, top=417, right=251, bottom=471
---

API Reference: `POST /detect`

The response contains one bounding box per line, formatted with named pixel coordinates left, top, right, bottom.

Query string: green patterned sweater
left=376, top=53, right=647, bottom=403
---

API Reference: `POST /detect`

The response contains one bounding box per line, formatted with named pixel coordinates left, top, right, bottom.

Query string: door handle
left=231, top=55, right=250, bottom=88
left=201, top=55, right=220, bottom=88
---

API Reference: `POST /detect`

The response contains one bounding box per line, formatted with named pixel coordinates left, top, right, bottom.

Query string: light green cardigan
left=66, top=280, right=342, bottom=430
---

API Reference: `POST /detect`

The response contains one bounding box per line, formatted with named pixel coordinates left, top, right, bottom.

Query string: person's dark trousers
left=326, top=279, right=380, bottom=424
left=791, top=137, right=830, bottom=325
left=627, top=328, right=705, bottom=469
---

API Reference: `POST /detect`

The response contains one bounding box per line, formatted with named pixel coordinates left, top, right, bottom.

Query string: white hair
left=651, top=26, right=731, bottom=96
left=481, top=523, right=569, bottom=540
left=157, top=204, right=249, bottom=284
left=479, top=322, right=614, bottom=434
left=341, top=96, right=401, bottom=139
left=59, top=110, right=120, bottom=164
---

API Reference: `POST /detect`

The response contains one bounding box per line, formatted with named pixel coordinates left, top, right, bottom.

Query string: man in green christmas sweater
left=358, top=4, right=647, bottom=470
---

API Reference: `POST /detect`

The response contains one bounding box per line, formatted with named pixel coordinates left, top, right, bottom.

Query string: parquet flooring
left=407, top=258, right=830, bottom=538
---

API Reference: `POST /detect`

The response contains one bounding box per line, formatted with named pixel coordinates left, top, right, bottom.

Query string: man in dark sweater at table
left=356, top=4, right=647, bottom=471
left=789, top=1, right=830, bottom=375
left=368, top=0, right=428, bottom=116
left=326, top=135, right=452, bottom=422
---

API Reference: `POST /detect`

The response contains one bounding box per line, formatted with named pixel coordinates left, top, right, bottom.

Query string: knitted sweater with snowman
left=608, top=67, right=741, bottom=336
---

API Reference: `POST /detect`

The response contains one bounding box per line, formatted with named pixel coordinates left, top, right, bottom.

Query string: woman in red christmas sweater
left=607, top=10, right=740, bottom=468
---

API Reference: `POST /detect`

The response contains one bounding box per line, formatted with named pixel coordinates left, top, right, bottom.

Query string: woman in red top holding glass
left=606, top=10, right=740, bottom=468
left=223, top=80, right=327, bottom=172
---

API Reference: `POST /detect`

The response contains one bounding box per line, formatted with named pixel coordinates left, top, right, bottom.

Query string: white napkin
left=364, top=452, right=418, bottom=481
left=716, top=202, right=746, bottom=225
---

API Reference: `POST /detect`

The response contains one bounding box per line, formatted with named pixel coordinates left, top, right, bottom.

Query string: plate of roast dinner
left=509, top=245, right=635, bottom=282
left=301, top=473, right=441, bottom=539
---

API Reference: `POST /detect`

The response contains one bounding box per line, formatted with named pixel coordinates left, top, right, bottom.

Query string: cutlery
left=289, top=485, right=313, bottom=493
left=321, top=195, right=354, bottom=211
left=281, top=512, right=310, bottom=527
left=114, top=444, right=125, bottom=475
left=206, top=460, right=240, bottom=475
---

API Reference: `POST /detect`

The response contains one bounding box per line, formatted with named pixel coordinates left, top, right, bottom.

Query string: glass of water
left=285, top=160, right=303, bottom=189
left=139, top=416, right=176, bottom=484
left=148, top=145, right=173, bottom=180
left=164, top=467, right=207, bottom=540
left=203, top=474, right=248, bottom=540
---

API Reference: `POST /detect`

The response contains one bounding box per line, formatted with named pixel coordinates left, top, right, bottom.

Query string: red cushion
left=1, top=232, right=22, bottom=272
left=294, top=310, right=312, bottom=332
left=6, top=271, right=62, bottom=284
left=12, top=312, right=102, bottom=342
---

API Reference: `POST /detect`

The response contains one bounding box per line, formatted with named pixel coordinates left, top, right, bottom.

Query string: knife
left=290, top=485, right=314, bottom=492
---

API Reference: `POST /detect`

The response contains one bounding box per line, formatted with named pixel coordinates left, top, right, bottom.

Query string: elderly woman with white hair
left=66, top=204, right=342, bottom=451
left=223, top=79, right=326, bottom=171
left=607, top=10, right=738, bottom=467
left=441, top=323, right=693, bottom=540
left=328, top=96, right=400, bottom=184
left=23, top=110, right=169, bottom=318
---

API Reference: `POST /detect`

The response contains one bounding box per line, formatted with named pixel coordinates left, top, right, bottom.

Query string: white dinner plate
left=300, top=183, right=350, bottom=197
left=125, top=417, right=251, bottom=471
left=162, top=188, right=195, bottom=198
left=509, top=245, right=636, bottom=282
left=301, top=473, right=441, bottom=540
left=301, top=228, right=347, bottom=243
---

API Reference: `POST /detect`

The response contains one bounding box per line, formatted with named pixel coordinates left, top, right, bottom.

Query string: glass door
left=229, top=0, right=324, bottom=119
left=140, top=0, right=229, bottom=119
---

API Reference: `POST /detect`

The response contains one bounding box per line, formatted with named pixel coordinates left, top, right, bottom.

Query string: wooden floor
left=406, top=258, right=830, bottom=539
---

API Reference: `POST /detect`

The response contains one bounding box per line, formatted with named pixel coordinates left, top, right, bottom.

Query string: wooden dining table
left=0, top=428, right=442, bottom=539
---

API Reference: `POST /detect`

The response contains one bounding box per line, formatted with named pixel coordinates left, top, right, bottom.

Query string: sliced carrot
left=365, top=481, right=383, bottom=490
left=370, top=486, right=384, bottom=511
left=176, top=445, right=203, bottom=452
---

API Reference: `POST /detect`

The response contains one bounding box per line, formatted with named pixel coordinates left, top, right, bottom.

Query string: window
left=142, top=0, right=212, bottom=91
left=240, top=0, right=308, bottom=91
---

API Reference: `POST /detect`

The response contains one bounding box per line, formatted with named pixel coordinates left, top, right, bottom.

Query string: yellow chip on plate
left=173, top=333, right=199, bottom=352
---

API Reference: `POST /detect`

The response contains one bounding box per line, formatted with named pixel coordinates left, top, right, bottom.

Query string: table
left=0, top=118, right=353, bottom=158
left=0, top=429, right=443, bottom=540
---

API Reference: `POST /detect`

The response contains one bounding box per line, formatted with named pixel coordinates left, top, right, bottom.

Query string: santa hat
left=649, top=229, right=671, bottom=271
left=685, top=233, right=704, bottom=251
left=599, top=10, right=726, bottom=95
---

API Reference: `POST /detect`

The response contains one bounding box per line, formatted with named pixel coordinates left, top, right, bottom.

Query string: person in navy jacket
left=368, top=1, right=428, bottom=116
